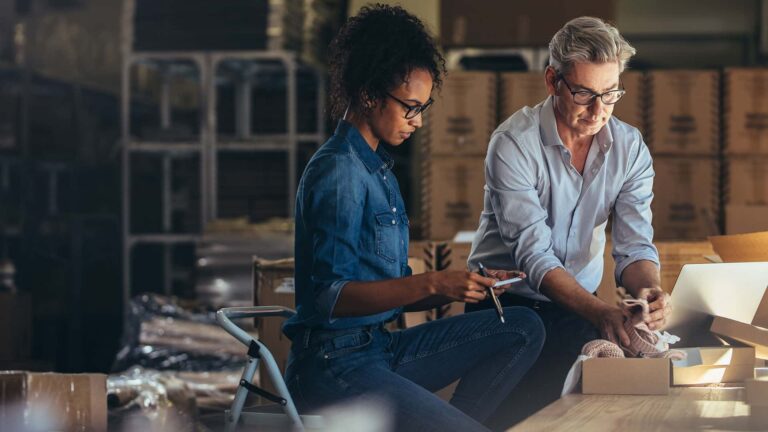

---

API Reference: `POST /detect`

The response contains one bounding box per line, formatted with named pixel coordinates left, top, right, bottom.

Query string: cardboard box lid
left=709, top=231, right=768, bottom=262
left=707, top=233, right=768, bottom=328
left=711, top=316, right=768, bottom=360
left=0, top=372, right=107, bottom=432
left=582, top=357, right=670, bottom=395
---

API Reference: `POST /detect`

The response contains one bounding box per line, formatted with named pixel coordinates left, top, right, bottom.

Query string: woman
left=283, top=5, right=545, bottom=431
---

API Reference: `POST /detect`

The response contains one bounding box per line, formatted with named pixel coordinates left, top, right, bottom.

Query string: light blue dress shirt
left=468, top=96, right=659, bottom=302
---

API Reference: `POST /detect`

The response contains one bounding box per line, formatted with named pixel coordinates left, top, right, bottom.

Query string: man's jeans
left=467, top=295, right=600, bottom=430
left=285, top=308, right=545, bottom=432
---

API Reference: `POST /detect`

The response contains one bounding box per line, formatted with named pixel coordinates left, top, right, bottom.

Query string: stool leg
left=226, top=356, right=260, bottom=432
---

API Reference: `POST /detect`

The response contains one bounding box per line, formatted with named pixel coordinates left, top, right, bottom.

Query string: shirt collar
left=539, top=96, right=614, bottom=154
left=335, top=120, right=395, bottom=173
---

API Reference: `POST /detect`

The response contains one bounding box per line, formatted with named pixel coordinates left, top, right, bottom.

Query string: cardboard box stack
left=647, top=70, right=720, bottom=240
left=724, top=68, right=768, bottom=234
left=421, top=71, right=496, bottom=240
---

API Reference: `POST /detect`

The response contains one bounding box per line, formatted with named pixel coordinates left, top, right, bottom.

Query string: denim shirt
left=283, top=121, right=410, bottom=340
left=468, top=96, right=659, bottom=301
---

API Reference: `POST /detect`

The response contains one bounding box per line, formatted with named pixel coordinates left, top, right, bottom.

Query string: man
left=466, top=16, right=671, bottom=428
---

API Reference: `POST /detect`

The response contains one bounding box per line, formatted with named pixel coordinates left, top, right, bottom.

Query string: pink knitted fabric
left=581, top=298, right=685, bottom=360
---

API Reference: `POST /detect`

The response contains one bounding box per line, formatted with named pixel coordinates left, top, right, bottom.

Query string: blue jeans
left=285, top=307, right=545, bottom=432
left=466, top=294, right=600, bottom=429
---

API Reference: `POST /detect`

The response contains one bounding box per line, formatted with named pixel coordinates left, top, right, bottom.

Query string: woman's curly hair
left=327, top=4, right=446, bottom=120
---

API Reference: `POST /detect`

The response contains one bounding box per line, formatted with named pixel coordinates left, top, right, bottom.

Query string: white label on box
left=274, top=278, right=295, bottom=294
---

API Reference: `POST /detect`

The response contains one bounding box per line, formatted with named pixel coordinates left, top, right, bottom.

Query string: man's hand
left=591, top=302, right=630, bottom=347
left=636, top=287, right=672, bottom=330
left=485, top=269, right=526, bottom=296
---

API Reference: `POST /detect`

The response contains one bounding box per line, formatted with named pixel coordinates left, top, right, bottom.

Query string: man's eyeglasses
left=556, top=73, right=625, bottom=106
left=387, top=93, right=434, bottom=119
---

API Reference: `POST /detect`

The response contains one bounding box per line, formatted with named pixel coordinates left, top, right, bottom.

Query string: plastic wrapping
left=113, top=294, right=255, bottom=372
left=107, top=367, right=243, bottom=431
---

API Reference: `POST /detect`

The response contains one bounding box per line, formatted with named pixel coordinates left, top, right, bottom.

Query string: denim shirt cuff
left=316, top=279, right=350, bottom=324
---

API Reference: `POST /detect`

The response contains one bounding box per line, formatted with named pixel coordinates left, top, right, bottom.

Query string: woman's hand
left=427, top=271, right=497, bottom=303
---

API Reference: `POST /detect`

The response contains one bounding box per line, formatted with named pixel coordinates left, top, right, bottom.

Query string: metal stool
left=217, top=306, right=324, bottom=432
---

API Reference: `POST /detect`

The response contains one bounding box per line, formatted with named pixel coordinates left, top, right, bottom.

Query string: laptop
left=665, top=262, right=768, bottom=347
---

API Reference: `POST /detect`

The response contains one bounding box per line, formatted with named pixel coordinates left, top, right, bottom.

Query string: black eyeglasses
left=387, top=93, right=434, bottom=119
left=556, top=73, right=625, bottom=105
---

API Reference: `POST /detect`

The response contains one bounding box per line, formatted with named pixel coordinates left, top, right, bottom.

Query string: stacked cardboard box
left=724, top=68, right=768, bottom=233
left=421, top=72, right=496, bottom=240
left=647, top=70, right=720, bottom=240
left=651, top=156, right=720, bottom=240
left=612, top=71, right=645, bottom=133
left=499, top=72, right=548, bottom=120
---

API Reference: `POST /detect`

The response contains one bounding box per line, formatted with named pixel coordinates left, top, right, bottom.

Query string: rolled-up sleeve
left=486, top=132, right=564, bottom=292
left=304, top=153, right=366, bottom=322
left=611, top=135, right=660, bottom=284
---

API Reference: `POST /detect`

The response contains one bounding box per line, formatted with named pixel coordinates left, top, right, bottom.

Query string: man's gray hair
left=548, top=16, right=636, bottom=74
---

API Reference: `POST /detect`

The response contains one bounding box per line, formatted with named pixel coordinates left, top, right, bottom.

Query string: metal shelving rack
left=120, top=1, right=325, bottom=312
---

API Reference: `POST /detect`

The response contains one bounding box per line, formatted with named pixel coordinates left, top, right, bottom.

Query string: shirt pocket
left=375, top=211, right=400, bottom=263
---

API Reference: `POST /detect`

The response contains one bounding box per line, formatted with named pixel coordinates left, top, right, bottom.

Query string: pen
left=477, top=262, right=505, bottom=324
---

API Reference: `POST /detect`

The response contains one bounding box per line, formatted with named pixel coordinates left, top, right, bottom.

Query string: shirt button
left=391, top=220, right=396, bottom=225
left=392, top=207, right=397, bottom=213
left=383, top=176, right=387, bottom=180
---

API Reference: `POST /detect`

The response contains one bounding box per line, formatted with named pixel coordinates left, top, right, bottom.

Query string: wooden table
left=508, top=387, right=755, bottom=432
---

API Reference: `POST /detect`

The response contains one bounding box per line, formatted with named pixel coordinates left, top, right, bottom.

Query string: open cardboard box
left=581, top=346, right=756, bottom=395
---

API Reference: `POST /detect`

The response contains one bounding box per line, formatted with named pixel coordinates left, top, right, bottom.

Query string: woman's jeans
left=284, top=307, right=545, bottom=432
